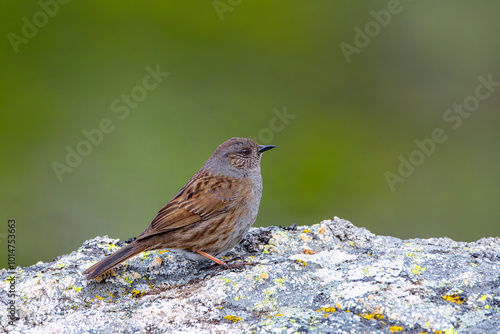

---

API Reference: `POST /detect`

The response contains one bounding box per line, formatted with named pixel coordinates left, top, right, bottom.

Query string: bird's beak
left=258, top=145, right=276, bottom=154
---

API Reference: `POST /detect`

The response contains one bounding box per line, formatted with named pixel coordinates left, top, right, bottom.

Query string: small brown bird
left=83, top=137, right=275, bottom=280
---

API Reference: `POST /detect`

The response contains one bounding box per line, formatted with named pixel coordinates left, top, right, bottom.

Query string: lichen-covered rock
left=1, top=217, right=500, bottom=333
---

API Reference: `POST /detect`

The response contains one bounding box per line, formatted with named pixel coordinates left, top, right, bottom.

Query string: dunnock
left=83, top=137, right=275, bottom=280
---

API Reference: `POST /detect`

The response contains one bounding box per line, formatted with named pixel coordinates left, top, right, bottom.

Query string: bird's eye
left=241, top=148, right=250, bottom=155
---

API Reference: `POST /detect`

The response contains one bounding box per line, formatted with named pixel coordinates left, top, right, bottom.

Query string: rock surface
left=1, top=217, right=500, bottom=333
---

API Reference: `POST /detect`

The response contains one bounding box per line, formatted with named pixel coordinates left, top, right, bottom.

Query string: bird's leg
left=196, top=250, right=255, bottom=272
left=197, top=250, right=227, bottom=266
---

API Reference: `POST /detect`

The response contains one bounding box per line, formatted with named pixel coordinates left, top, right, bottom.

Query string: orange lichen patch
left=442, top=294, right=466, bottom=305
left=303, top=249, right=316, bottom=255
left=318, top=226, right=326, bottom=234
left=151, top=257, right=162, bottom=267
left=299, top=233, right=312, bottom=242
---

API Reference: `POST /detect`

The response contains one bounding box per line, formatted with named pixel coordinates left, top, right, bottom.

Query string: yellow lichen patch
left=274, top=277, right=286, bottom=288
left=412, top=265, right=427, bottom=274
left=53, top=262, right=66, bottom=268
left=296, top=259, right=308, bottom=267
left=444, top=326, right=458, bottom=334
left=130, top=289, right=145, bottom=297
left=221, top=277, right=237, bottom=285
left=320, top=307, right=336, bottom=313
left=106, top=243, right=120, bottom=251
left=141, top=251, right=152, bottom=260
left=224, top=315, right=242, bottom=323
left=253, top=290, right=277, bottom=311
left=95, top=295, right=105, bottom=300
left=262, top=244, right=278, bottom=254
left=360, top=313, right=384, bottom=320
left=70, top=286, right=82, bottom=293
left=267, top=313, right=283, bottom=318
left=157, top=250, right=169, bottom=254
left=442, top=294, right=465, bottom=305
left=389, top=326, right=403, bottom=332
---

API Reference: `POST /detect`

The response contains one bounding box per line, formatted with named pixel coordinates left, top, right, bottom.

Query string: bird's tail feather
left=83, top=241, right=147, bottom=280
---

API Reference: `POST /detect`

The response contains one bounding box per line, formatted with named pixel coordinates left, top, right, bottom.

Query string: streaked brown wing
left=136, top=171, right=240, bottom=240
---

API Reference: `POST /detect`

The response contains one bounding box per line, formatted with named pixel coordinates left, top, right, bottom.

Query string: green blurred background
left=1, top=1, right=499, bottom=269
